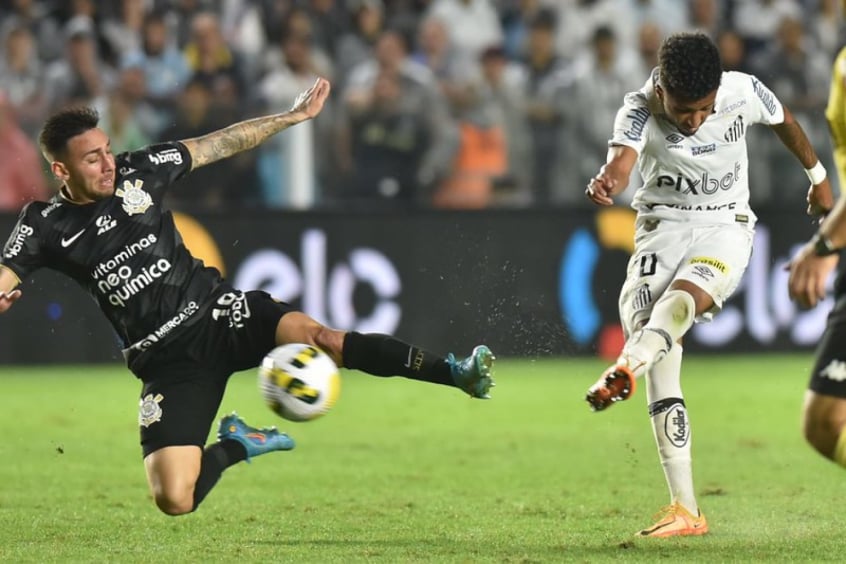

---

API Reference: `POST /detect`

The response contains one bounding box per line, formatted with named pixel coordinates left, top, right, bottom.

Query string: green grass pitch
left=1, top=355, right=844, bottom=563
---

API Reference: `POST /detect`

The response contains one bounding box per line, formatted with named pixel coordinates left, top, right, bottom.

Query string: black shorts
left=809, top=296, right=846, bottom=399
left=135, top=289, right=297, bottom=457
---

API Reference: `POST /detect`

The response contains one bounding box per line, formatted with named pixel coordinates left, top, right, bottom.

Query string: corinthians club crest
left=116, top=179, right=153, bottom=215
left=139, top=393, right=164, bottom=427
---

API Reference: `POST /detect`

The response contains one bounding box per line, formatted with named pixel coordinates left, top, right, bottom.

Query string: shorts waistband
left=639, top=203, right=756, bottom=226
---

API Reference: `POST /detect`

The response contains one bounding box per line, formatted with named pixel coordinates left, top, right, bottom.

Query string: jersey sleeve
left=743, top=74, right=785, bottom=125
left=609, top=91, right=650, bottom=154
left=117, top=141, right=193, bottom=200
left=826, top=50, right=846, bottom=149
left=0, top=203, right=45, bottom=281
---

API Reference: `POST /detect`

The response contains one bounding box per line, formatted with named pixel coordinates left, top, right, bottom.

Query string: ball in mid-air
left=258, top=343, right=341, bottom=422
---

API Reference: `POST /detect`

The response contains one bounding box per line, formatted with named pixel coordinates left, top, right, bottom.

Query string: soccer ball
left=258, top=343, right=341, bottom=422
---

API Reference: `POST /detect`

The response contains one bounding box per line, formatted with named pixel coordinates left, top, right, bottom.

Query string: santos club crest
left=116, top=179, right=153, bottom=215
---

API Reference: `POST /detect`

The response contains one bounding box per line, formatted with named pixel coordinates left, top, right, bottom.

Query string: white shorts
left=618, top=215, right=754, bottom=337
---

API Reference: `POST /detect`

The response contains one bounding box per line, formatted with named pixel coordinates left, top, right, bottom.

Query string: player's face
left=53, top=128, right=116, bottom=203
left=657, top=86, right=717, bottom=136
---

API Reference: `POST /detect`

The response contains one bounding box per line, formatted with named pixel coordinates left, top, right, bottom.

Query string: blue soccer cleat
left=217, top=413, right=295, bottom=461
left=448, top=345, right=496, bottom=399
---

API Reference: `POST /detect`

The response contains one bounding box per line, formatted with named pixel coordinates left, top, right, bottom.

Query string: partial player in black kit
left=786, top=46, right=846, bottom=472
left=0, top=78, right=495, bottom=515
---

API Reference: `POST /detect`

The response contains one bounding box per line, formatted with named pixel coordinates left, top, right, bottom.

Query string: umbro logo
left=692, top=265, right=715, bottom=280
left=665, top=133, right=684, bottom=144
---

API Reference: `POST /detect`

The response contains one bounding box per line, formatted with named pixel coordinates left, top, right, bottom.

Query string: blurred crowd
left=0, top=0, right=843, bottom=212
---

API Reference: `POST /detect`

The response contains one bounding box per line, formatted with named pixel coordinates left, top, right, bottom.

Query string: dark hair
left=592, top=25, right=615, bottom=44
left=143, top=10, right=167, bottom=28
left=658, top=32, right=722, bottom=101
left=38, top=106, right=100, bottom=159
left=529, top=8, right=557, bottom=32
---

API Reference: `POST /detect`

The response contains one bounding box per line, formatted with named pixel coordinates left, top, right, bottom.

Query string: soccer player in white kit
left=584, top=33, right=833, bottom=537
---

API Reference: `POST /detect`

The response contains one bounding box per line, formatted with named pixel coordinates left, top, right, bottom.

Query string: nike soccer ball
left=258, top=343, right=341, bottom=422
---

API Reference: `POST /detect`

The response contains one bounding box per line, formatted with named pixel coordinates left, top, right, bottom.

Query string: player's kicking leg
left=587, top=285, right=701, bottom=411
left=447, top=345, right=496, bottom=399
left=585, top=327, right=671, bottom=411
left=274, top=312, right=496, bottom=399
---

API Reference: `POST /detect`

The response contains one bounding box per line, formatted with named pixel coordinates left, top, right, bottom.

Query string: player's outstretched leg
left=447, top=345, right=496, bottom=399
left=587, top=289, right=696, bottom=411
left=217, top=412, right=295, bottom=461
left=341, top=332, right=496, bottom=398
left=637, top=502, right=709, bottom=538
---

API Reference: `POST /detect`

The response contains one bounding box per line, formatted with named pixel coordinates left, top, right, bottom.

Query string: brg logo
left=558, top=207, right=636, bottom=357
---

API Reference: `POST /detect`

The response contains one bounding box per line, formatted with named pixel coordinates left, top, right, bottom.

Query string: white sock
left=619, top=290, right=696, bottom=378
left=646, top=344, right=698, bottom=515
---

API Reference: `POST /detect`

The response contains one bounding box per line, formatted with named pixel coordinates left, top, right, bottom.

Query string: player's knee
left=150, top=482, right=196, bottom=516
left=801, top=406, right=844, bottom=460
left=156, top=496, right=194, bottom=517
left=660, top=288, right=697, bottom=321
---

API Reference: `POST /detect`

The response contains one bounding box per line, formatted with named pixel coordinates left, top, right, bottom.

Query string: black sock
left=192, top=439, right=247, bottom=511
left=342, top=332, right=455, bottom=387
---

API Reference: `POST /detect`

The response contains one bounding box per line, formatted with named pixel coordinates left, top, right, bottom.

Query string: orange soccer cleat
left=637, top=502, right=709, bottom=538
left=585, top=364, right=636, bottom=412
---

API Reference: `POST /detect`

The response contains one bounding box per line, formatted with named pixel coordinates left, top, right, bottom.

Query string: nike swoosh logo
left=403, top=348, right=413, bottom=368
left=61, top=229, right=85, bottom=248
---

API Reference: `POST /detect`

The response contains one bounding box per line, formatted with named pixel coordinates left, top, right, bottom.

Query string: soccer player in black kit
left=0, top=78, right=495, bottom=516
left=787, top=49, right=846, bottom=475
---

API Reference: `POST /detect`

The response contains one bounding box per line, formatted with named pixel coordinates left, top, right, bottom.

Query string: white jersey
left=610, top=69, right=784, bottom=223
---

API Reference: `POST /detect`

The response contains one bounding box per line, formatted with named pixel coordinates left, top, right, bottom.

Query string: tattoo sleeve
left=180, top=111, right=305, bottom=170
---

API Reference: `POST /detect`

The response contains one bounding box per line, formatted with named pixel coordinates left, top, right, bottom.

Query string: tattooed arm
left=180, top=77, right=331, bottom=170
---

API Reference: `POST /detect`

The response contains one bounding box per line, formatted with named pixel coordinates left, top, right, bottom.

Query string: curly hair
left=658, top=32, right=722, bottom=101
left=38, top=106, right=100, bottom=160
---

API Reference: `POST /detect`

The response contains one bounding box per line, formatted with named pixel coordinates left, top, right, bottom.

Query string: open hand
left=290, top=77, right=332, bottom=120
left=787, top=243, right=838, bottom=309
